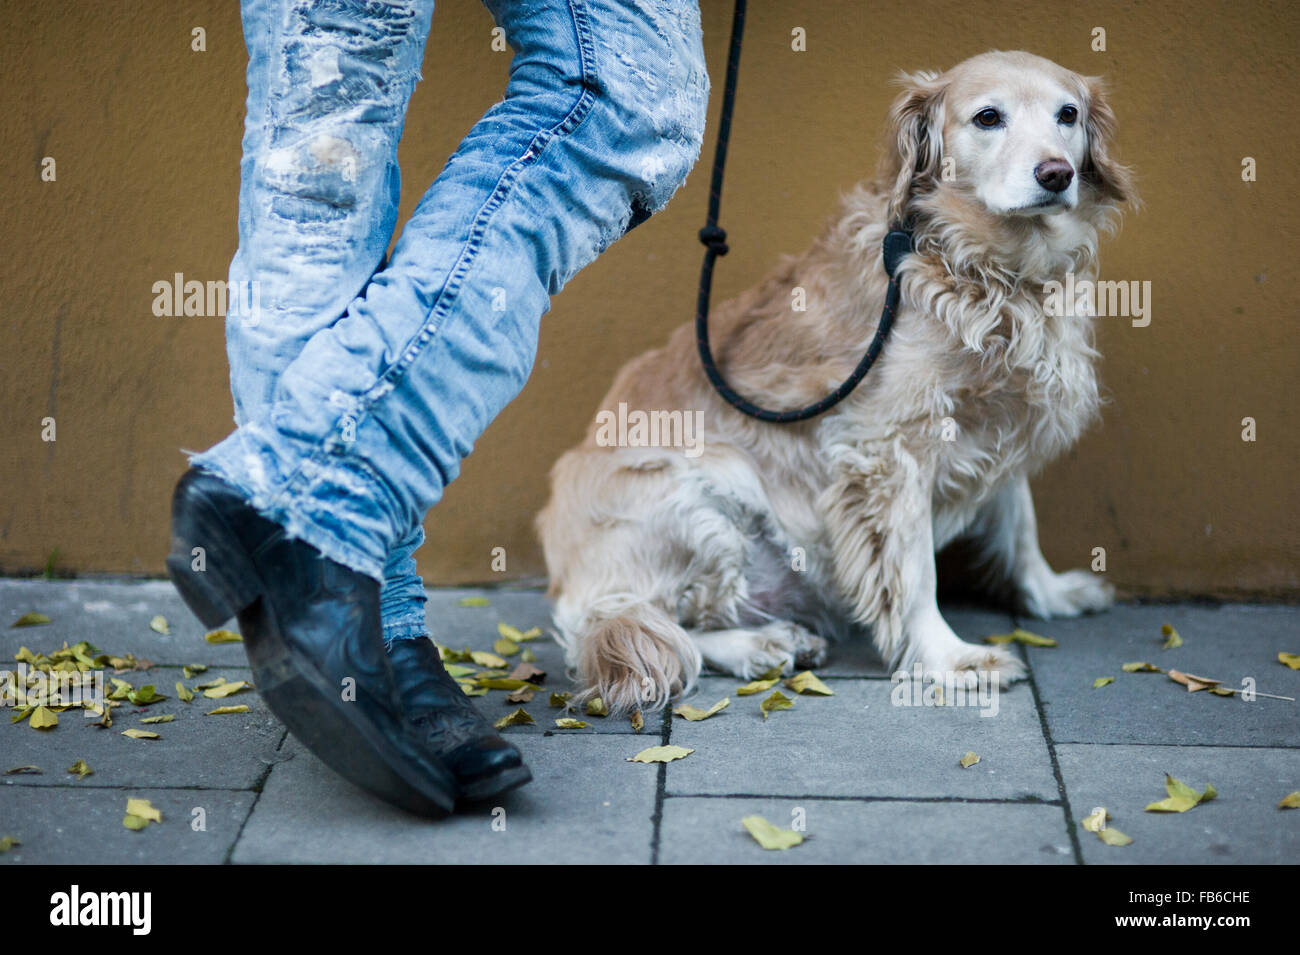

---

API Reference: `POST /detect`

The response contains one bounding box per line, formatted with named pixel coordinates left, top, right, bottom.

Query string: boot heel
left=166, top=479, right=264, bottom=628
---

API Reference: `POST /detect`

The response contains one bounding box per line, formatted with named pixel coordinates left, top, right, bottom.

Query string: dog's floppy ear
left=1080, top=76, right=1136, bottom=205
left=882, top=70, right=945, bottom=226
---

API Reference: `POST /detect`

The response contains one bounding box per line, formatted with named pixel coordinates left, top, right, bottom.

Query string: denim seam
left=263, top=0, right=599, bottom=542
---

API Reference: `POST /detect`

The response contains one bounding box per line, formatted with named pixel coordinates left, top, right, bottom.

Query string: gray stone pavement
left=0, top=578, right=1296, bottom=864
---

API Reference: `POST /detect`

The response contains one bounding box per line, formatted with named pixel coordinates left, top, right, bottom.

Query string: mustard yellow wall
left=2, top=1, right=1296, bottom=597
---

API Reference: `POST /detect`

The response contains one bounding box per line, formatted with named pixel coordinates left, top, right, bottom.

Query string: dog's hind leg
left=690, top=621, right=828, bottom=680
left=968, top=475, right=1115, bottom=618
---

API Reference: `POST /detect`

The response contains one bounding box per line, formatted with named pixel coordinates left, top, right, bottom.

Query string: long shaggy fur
left=537, top=51, right=1135, bottom=713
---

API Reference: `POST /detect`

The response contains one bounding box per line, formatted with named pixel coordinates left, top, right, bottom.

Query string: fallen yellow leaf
left=760, top=690, right=795, bottom=720
left=140, top=714, right=174, bottom=724
left=204, top=629, right=243, bottom=644
left=29, top=706, right=58, bottom=730
left=630, top=709, right=644, bottom=732
left=1081, top=807, right=1133, bottom=846
left=984, top=628, right=1057, bottom=647
left=741, top=815, right=804, bottom=850
left=784, top=671, right=834, bottom=696
left=1278, top=792, right=1300, bottom=809
left=585, top=697, right=609, bottom=717
left=673, top=697, right=730, bottom=721
left=494, top=708, right=534, bottom=729
left=1092, top=677, right=1115, bottom=689
left=1161, top=624, right=1183, bottom=649
left=127, top=798, right=162, bottom=823
left=554, top=718, right=589, bottom=729
left=67, top=760, right=93, bottom=779
left=0, top=835, right=20, bottom=852
left=121, top=729, right=160, bottom=740
left=493, top=638, right=520, bottom=657
left=1278, top=652, right=1300, bottom=670
left=626, top=745, right=693, bottom=764
left=549, top=692, right=572, bottom=708
left=457, top=596, right=490, bottom=607
left=176, top=682, right=194, bottom=703
left=207, top=705, right=250, bottom=715
left=959, top=751, right=980, bottom=768
left=470, top=650, right=508, bottom=668
left=736, top=678, right=779, bottom=696
left=1122, top=662, right=1163, bottom=673
left=1145, top=773, right=1215, bottom=813
left=203, top=680, right=251, bottom=699
left=12, top=612, right=50, bottom=627
left=149, top=615, right=170, bottom=635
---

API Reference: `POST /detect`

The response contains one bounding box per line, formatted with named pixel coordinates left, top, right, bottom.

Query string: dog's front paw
left=1020, top=568, right=1114, bottom=619
left=924, top=642, right=1027, bottom=687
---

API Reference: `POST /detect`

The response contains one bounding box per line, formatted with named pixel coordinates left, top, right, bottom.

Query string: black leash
left=694, top=0, right=913, bottom=423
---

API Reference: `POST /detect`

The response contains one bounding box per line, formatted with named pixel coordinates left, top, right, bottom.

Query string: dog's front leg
left=972, top=474, right=1115, bottom=618
left=820, top=444, right=1025, bottom=683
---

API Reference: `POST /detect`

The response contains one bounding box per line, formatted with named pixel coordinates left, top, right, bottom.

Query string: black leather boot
left=386, top=637, right=532, bottom=801
left=165, top=468, right=459, bottom=817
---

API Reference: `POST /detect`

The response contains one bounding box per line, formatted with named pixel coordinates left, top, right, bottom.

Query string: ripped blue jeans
left=188, top=0, right=708, bottom=644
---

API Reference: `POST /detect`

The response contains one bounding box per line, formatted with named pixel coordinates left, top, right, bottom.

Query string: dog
left=536, top=50, right=1135, bottom=713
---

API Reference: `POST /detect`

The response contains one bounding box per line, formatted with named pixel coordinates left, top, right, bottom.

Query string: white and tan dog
left=537, top=51, right=1135, bottom=713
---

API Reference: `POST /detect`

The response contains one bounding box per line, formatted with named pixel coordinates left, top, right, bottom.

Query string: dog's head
left=881, top=51, right=1135, bottom=226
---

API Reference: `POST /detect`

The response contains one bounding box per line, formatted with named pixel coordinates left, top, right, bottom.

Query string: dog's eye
left=1058, top=105, right=1079, bottom=126
left=973, top=108, right=1002, bottom=128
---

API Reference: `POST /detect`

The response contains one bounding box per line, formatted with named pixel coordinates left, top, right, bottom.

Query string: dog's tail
left=568, top=598, right=701, bottom=715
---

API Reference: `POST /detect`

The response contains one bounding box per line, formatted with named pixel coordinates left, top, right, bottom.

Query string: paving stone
left=232, top=734, right=658, bottom=864
left=0, top=578, right=248, bottom=667
left=1021, top=603, right=1300, bottom=746
left=0, top=786, right=257, bottom=864
left=1056, top=743, right=1300, bottom=865
left=663, top=675, right=1057, bottom=800
left=1, top=667, right=282, bottom=789
left=659, top=797, right=1073, bottom=863
left=818, top=605, right=1016, bottom=677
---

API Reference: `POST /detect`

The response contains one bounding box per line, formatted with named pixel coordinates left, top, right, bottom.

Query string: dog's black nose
left=1034, top=159, right=1075, bottom=193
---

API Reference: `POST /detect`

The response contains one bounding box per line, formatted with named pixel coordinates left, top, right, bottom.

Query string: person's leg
left=225, top=0, right=434, bottom=651
left=187, top=0, right=709, bottom=586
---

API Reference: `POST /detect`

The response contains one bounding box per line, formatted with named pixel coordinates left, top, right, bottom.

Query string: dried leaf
left=505, top=686, right=535, bottom=704
left=127, top=798, right=162, bottom=823
left=122, top=815, right=149, bottom=831
left=149, top=615, right=170, bottom=635
left=760, top=690, right=795, bottom=720
left=626, top=745, right=693, bottom=764
left=1092, top=677, right=1115, bottom=689
left=1278, top=792, right=1300, bottom=809
left=121, top=729, right=160, bottom=740
left=470, top=650, right=508, bottom=668
left=176, top=682, right=194, bottom=703
left=507, top=663, right=546, bottom=685
left=1278, top=652, right=1300, bottom=671
left=985, top=628, right=1057, bottom=647
left=673, top=697, right=731, bottom=721
left=1122, top=662, right=1163, bottom=673
left=1081, top=808, right=1133, bottom=846
left=493, top=638, right=521, bottom=657
left=0, top=836, right=20, bottom=852
left=457, top=596, right=490, bottom=607
left=736, top=678, right=779, bottom=696
left=476, top=678, right=539, bottom=691
left=12, top=612, right=51, bottom=627
left=521, top=647, right=538, bottom=663
left=498, top=622, right=542, bottom=642
left=1160, top=624, right=1183, bottom=649
left=494, top=708, right=534, bottom=729
left=207, top=705, right=250, bottom=715
left=127, top=685, right=166, bottom=705
left=29, top=706, right=58, bottom=730
left=4, top=766, right=42, bottom=775
left=741, top=815, right=804, bottom=850
left=67, top=760, right=93, bottom=779
left=549, top=692, right=572, bottom=709
left=554, top=718, right=589, bottom=729
left=784, top=671, right=834, bottom=696
left=630, top=709, right=644, bottom=732
left=459, top=683, right=487, bottom=697
left=444, top=664, right=477, bottom=678
left=959, top=751, right=981, bottom=768
left=182, top=664, right=208, bottom=679
left=1145, top=773, right=1215, bottom=813
left=140, top=714, right=174, bottom=724
left=203, top=680, right=250, bottom=699
left=204, top=629, right=243, bottom=644
left=585, top=697, right=609, bottom=717
left=1167, top=669, right=1222, bottom=693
